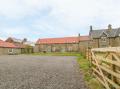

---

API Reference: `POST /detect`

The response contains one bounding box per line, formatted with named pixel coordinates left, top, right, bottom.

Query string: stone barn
left=34, top=35, right=90, bottom=53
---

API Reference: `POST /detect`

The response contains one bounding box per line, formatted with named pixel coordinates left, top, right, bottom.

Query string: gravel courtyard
left=0, top=55, right=88, bottom=89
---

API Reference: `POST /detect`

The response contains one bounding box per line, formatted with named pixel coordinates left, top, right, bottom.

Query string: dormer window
left=101, top=37, right=107, bottom=42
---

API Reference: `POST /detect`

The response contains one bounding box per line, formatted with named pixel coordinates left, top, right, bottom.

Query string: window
left=8, top=49, right=13, bottom=53
left=101, top=37, right=107, bottom=42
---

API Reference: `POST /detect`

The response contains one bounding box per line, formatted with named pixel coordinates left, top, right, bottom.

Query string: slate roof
left=90, top=28, right=120, bottom=38
left=9, top=37, right=23, bottom=43
left=37, top=36, right=90, bottom=44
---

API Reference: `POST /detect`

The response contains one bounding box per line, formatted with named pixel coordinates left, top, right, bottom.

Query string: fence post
left=111, top=55, right=117, bottom=89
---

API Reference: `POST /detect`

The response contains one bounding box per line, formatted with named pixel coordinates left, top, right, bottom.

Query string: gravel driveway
left=0, top=55, right=88, bottom=89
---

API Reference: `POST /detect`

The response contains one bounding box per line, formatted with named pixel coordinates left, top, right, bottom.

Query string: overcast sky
left=0, top=0, right=120, bottom=41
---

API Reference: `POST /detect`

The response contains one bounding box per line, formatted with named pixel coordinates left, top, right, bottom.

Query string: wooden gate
left=91, top=47, right=120, bottom=89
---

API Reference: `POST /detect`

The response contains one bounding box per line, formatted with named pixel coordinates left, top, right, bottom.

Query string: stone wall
left=91, top=37, right=120, bottom=48
left=99, top=38, right=109, bottom=48
left=114, top=37, right=120, bottom=47
left=79, top=41, right=89, bottom=55
left=90, top=38, right=99, bottom=48
left=0, top=48, right=22, bottom=55
left=33, top=44, right=39, bottom=53
left=34, top=43, right=81, bottom=52
left=34, top=41, right=90, bottom=53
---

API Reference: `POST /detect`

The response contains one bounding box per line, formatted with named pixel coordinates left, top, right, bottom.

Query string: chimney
left=78, top=33, right=80, bottom=42
left=108, top=24, right=112, bottom=31
left=78, top=33, right=80, bottom=37
left=23, top=38, right=27, bottom=43
left=90, top=25, right=93, bottom=31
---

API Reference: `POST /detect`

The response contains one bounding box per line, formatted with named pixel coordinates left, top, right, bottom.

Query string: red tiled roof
left=14, top=44, right=26, bottom=49
left=37, top=36, right=90, bottom=44
left=80, top=36, right=90, bottom=41
left=0, top=39, right=26, bottom=48
left=0, top=39, right=17, bottom=48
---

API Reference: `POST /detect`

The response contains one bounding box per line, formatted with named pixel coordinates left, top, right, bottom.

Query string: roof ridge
left=37, top=36, right=90, bottom=44
left=39, top=36, right=89, bottom=40
left=39, top=36, right=78, bottom=39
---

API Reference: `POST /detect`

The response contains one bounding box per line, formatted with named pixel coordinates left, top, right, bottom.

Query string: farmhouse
left=89, top=24, right=120, bottom=48
left=34, top=35, right=90, bottom=53
left=6, top=37, right=34, bottom=53
left=0, top=39, right=22, bottom=55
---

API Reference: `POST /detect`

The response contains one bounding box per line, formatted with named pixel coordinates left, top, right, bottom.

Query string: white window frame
left=8, top=49, right=14, bottom=53
left=101, top=37, right=107, bottom=42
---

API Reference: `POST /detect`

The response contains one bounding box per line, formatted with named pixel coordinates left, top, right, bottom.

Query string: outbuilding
left=34, top=35, right=90, bottom=53
left=0, top=39, right=22, bottom=55
left=6, top=37, right=34, bottom=54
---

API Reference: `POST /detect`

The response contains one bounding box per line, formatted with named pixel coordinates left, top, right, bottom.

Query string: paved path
left=0, top=55, right=88, bottom=89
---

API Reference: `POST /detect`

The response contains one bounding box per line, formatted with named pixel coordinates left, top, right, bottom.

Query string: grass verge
left=28, top=52, right=80, bottom=56
left=77, top=54, right=104, bottom=89
left=28, top=52, right=104, bottom=89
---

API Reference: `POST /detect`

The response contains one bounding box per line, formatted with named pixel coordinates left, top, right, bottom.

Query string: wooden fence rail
left=91, top=47, right=120, bottom=89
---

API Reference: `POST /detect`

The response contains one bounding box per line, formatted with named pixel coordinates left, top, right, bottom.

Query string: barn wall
left=33, top=44, right=40, bottom=53
left=35, top=41, right=90, bottom=53
left=35, top=43, right=80, bottom=52
left=79, top=41, right=89, bottom=55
